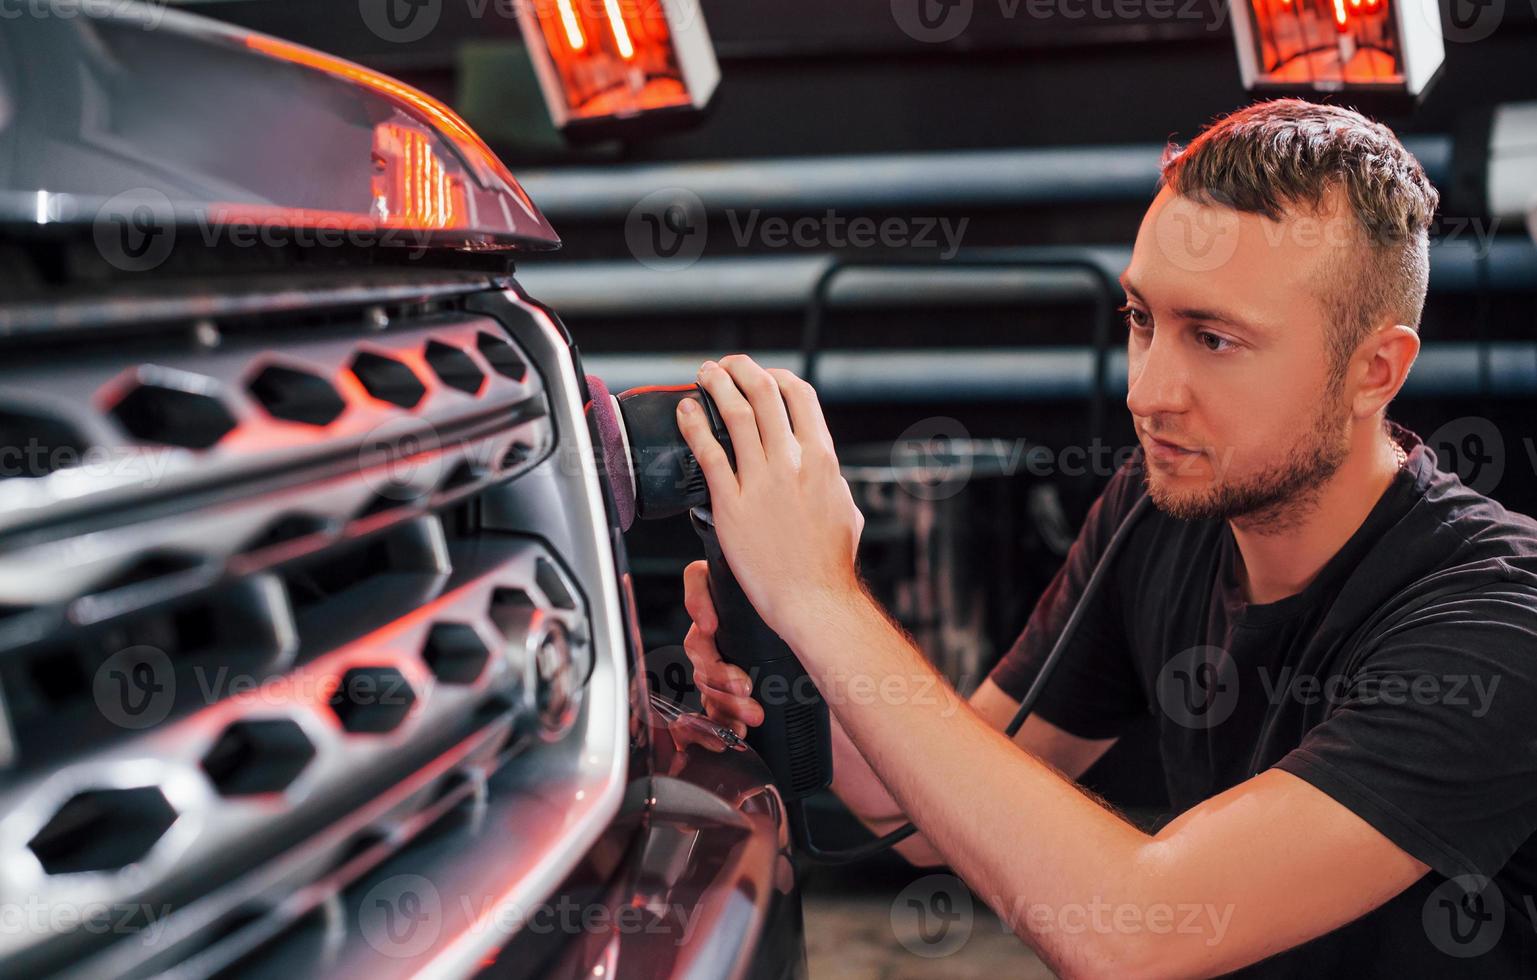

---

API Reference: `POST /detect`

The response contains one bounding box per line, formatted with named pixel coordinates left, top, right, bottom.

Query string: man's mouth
left=1141, top=429, right=1203, bottom=463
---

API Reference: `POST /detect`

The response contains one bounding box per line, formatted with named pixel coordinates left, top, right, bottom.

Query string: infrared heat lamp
left=1231, top=0, right=1445, bottom=97
left=515, top=0, right=720, bottom=137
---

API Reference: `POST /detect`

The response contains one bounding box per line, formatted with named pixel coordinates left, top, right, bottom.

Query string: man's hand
left=675, top=355, right=865, bottom=641
left=681, top=558, right=763, bottom=740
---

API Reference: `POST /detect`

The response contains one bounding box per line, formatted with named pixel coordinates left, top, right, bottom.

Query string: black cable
left=792, top=490, right=1154, bottom=865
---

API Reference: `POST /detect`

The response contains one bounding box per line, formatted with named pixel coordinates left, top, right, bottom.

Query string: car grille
left=0, top=272, right=630, bottom=978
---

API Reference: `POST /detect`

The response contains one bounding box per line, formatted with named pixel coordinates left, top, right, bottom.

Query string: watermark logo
left=94, top=189, right=176, bottom=274
left=1423, top=875, right=1505, bottom=958
left=360, top=874, right=443, bottom=958
left=359, top=418, right=446, bottom=499
left=1432, top=0, right=1506, bottom=44
left=0, top=0, right=169, bottom=29
left=1426, top=416, right=1505, bottom=495
left=359, top=0, right=443, bottom=42
left=891, top=873, right=973, bottom=957
left=889, top=416, right=975, bottom=501
left=624, top=190, right=969, bottom=269
left=626, top=188, right=709, bottom=272
left=94, top=645, right=175, bottom=730
left=1157, top=645, right=1240, bottom=729
left=891, top=0, right=975, bottom=42
left=1153, top=192, right=1241, bottom=274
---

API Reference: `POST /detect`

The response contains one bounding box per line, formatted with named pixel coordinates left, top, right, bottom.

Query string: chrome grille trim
left=0, top=282, right=632, bottom=978
left=0, top=311, right=547, bottom=542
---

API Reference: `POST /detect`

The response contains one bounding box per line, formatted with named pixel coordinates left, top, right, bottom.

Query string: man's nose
left=1125, top=332, right=1191, bottom=420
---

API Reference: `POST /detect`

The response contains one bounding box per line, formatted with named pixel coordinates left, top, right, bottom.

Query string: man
left=674, top=99, right=1537, bottom=976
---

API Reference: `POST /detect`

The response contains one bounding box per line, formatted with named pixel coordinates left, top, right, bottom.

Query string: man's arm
left=683, top=558, right=1118, bottom=867
left=833, top=682, right=1119, bottom=867
left=788, top=590, right=1428, bottom=978
left=676, top=354, right=1430, bottom=978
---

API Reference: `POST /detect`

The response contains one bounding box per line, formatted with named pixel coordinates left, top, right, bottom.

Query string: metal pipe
left=518, top=138, right=1453, bottom=220
left=515, top=237, right=1537, bottom=317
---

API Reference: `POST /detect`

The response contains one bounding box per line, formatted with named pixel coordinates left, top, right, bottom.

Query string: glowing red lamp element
left=516, top=0, right=720, bottom=132
left=371, top=123, right=467, bottom=229
left=1231, top=0, right=1444, bottom=95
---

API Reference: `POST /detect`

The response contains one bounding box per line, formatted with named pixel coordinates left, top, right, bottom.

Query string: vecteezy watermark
left=998, top=894, right=1236, bottom=948
left=1426, top=416, right=1505, bottom=496
left=1150, top=186, right=1504, bottom=275
left=1155, top=644, right=1504, bottom=731
left=90, top=648, right=440, bottom=731
left=1423, top=875, right=1505, bottom=958
left=455, top=892, right=704, bottom=944
left=94, top=645, right=176, bottom=730
left=1423, top=0, right=1511, bottom=44
left=92, top=190, right=443, bottom=274
left=94, top=189, right=178, bottom=274
left=1156, top=645, right=1241, bottom=730
left=626, top=188, right=710, bottom=272
left=358, top=0, right=443, bottom=44
left=360, top=875, right=705, bottom=958
left=358, top=417, right=448, bottom=502
left=891, top=0, right=1230, bottom=43
left=724, top=210, right=969, bottom=261
left=0, top=441, right=176, bottom=485
left=1419, top=878, right=1537, bottom=960
left=0, top=0, right=167, bottom=29
left=882, top=423, right=1155, bottom=501
left=892, top=874, right=974, bottom=957
left=0, top=898, right=174, bottom=945
left=1152, top=191, right=1243, bottom=275
left=624, top=188, right=970, bottom=271
left=360, top=874, right=444, bottom=958
left=1420, top=415, right=1537, bottom=499
left=657, top=651, right=968, bottom=716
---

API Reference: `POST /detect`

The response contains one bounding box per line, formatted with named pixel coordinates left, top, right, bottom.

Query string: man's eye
left=1120, top=305, right=1150, bottom=330
left=1198, top=332, right=1235, bottom=353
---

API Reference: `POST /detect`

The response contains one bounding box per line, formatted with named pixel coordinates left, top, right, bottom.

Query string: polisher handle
left=690, top=507, right=833, bottom=802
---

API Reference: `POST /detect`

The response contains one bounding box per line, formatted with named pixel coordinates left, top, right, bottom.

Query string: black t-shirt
left=989, top=422, right=1537, bottom=975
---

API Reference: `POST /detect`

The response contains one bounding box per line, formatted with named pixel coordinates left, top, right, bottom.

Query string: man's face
left=1122, top=186, right=1361, bottom=530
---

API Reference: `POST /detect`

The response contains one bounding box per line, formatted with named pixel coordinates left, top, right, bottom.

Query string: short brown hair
left=1159, top=99, right=1439, bottom=385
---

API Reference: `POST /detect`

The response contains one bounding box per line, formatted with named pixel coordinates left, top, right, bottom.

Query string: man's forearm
left=828, top=710, right=947, bottom=866
left=783, top=587, right=1190, bottom=977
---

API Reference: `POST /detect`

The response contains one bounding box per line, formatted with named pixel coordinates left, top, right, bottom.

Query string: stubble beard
left=1142, top=379, right=1352, bottom=534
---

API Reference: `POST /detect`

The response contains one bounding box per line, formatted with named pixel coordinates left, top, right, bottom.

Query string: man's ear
left=1350, top=323, right=1420, bottom=419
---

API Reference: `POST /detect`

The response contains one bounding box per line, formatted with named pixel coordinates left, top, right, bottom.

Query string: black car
left=0, top=4, right=805, bottom=976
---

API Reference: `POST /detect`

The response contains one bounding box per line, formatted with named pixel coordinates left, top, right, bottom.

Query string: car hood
left=0, top=0, right=561, bottom=251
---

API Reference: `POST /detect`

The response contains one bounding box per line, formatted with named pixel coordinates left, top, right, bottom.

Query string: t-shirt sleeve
left=985, top=457, right=1150, bottom=740
left=1274, top=584, right=1537, bottom=881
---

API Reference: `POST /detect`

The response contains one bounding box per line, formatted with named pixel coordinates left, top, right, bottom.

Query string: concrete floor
left=802, top=863, right=1054, bottom=979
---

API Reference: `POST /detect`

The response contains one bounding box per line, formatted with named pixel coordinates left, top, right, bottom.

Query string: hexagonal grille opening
left=328, top=667, right=417, bottom=733
left=0, top=409, right=91, bottom=480
left=422, top=622, right=490, bottom=684
left=488, top=587, right=536, bottom=628
left=28, top=787, right=178, bottom=874
left=425, top=341, right=485, bottom=395
left=475, top=333, right=527, bottom=381
left=111, top=383, right=236, bottom=449
left=88, top=550, right=203, bottom=595
left=535, top=557, right=577, bottom=611
left=440, top=460, right=482, bottom=493
left=350, top=351, right=426, bottom=409
left=499, top=441, right=534, bottom=470
left=238, top=513, right=332, bottom=557
left=202, top=719, right=317, bottom=795
left=356, top=484, right=426, bottom=521
left=248, top=366, right=346, bottom=426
